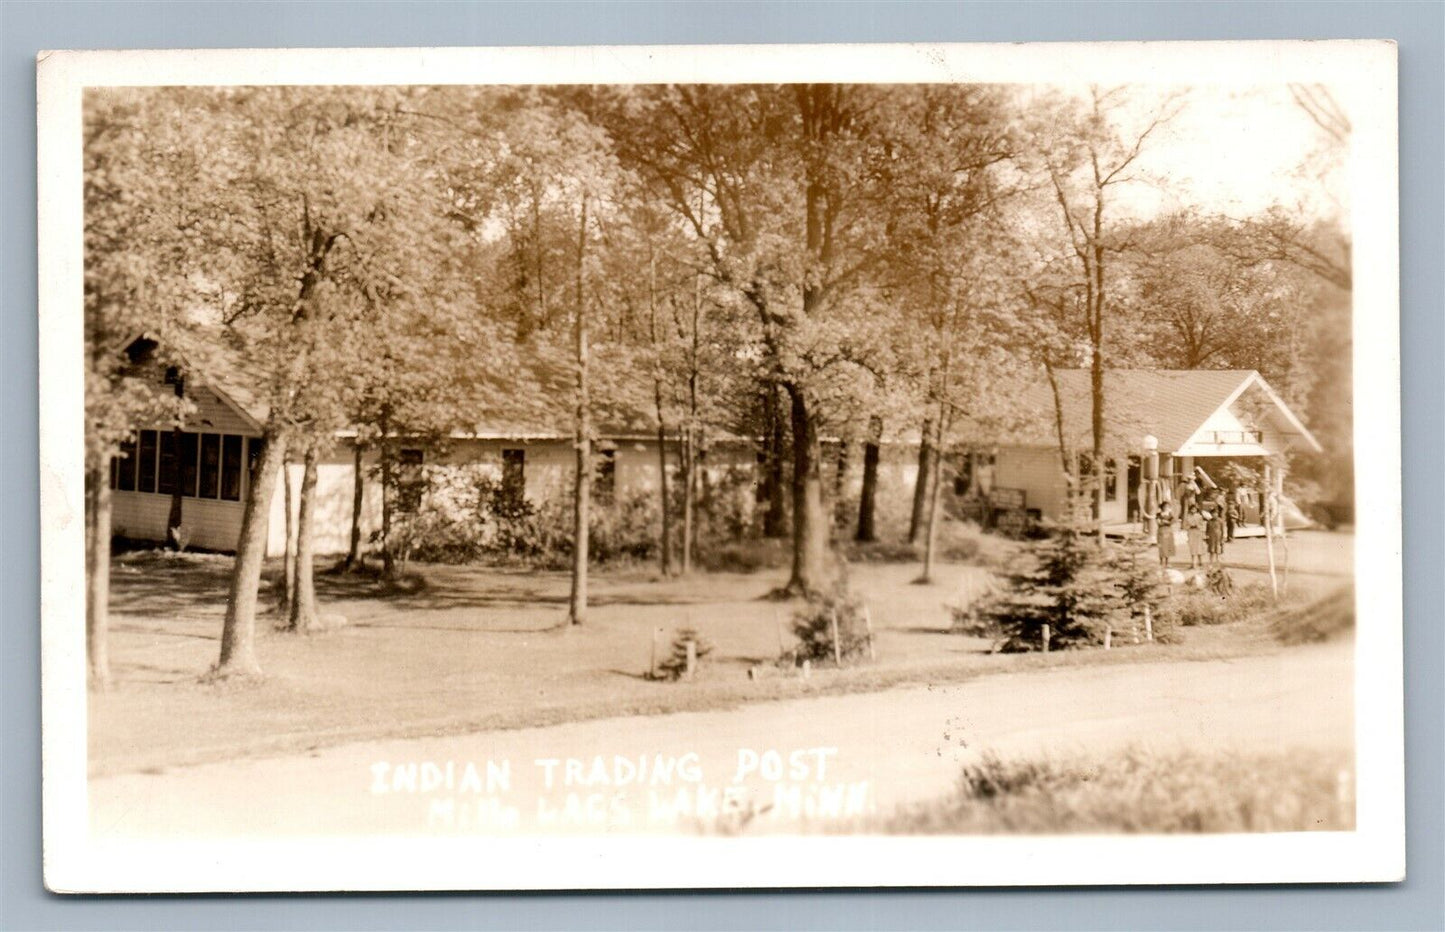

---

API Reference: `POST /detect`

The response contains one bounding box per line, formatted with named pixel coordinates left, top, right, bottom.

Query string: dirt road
left=90, top=637, right=1352, bottom=838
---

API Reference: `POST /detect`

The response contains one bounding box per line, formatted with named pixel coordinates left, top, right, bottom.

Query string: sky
left=1107, top=83, right=1347, bottom=223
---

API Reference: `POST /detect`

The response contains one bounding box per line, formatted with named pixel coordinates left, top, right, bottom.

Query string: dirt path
left=91, top=637, right=1352, bottom=838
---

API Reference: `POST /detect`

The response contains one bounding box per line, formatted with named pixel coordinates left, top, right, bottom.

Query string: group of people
left=1154, top=481, right=1242, bottom=570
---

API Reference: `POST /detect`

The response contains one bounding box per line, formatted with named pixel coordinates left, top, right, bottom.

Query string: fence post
left=829, top=608, right=842, bottom=666
left=1144, top=603, right=1154, bottom=642
left=684, top=638, right=697, bottom=680
left=1103, top=626, right=1112, bottom=650
left=863, top=604, right=876, bottom=662
left=1041, top=623, right=1051, bottom=653
left=650, top=626, right=660, bottom=679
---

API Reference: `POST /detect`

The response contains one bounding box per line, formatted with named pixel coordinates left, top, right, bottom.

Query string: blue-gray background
left=2, top=2, right=1440, bottom=929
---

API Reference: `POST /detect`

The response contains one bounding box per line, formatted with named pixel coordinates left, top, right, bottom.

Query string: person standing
left=1206, top=504, right=1225, bottom=566
left=1184, top=504, right=1205, bottom=569
left=1156, top=500, right=1177, bottom=568
left=1225, top=486, right=1239, bottom=541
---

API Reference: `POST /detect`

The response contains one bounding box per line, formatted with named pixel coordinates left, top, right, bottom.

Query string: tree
left=109, top=87, right=475, bottom=670
left=469, top=91, right=623, bottom=624
left=869, top=85, right=1019, bottom=545
left=1030, top=85, right=1183, bottom=536
left=82, top=89, right=211, bottom=689
left=592, top=84, right=900, bottom=596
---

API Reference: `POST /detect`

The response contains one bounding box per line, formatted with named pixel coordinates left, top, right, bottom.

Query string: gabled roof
left=995, top=369, right=1321, bottom=454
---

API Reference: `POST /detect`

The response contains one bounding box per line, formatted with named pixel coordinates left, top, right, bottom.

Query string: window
left=199, top=433, right=221, bottom=499
left=116, top=435, right=137, bottom=491
left=501, top=449, right=526, bottom=502
left=1104, top=457, right=1119, bottom=502
left=178, top=432, right=199, bottom=498
left=1211, top=429, right=1264, bottom=445
left=594, top=449, right=616, bottom=504
left=221, top=435, right=243, bottom=501
left=136, top=430, right=158, bottom=493
left=157, top=430, right=178, bottom=495
left=396, top=448, right=425, bottom=512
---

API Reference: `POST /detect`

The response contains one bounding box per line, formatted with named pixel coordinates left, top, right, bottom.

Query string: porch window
left=137, top=430, right=158, bottom=493
left=198, top=433, right=221, bottom=499
left=178, top=432, right=199, bottom=498
left=116, top=435, right=137, bottom=491
left=158, top=430, right=178, bottom=495
left=220, top=435, right=243, bottom=501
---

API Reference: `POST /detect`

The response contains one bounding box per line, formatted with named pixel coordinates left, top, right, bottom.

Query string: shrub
left=1271, top=585, right=1355, bottom=644
left=791, top=585, right=874, bottom=666
left=1158, top=583, right=1275, bottom=628
left=697, top=537, right=790, bottom=573
left=880, top=747, right=1354, bottom=834
left=655, top=627, right=714, bottom=680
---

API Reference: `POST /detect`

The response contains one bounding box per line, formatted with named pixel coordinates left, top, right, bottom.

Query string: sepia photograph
left=39, top=41, right=1403, bottom=891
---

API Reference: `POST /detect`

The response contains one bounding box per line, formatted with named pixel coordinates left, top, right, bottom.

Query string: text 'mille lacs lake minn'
left=37, top=41, right=1403, bottom=891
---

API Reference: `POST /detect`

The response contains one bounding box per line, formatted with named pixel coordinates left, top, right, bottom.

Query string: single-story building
left=108, top=343, right=1320, bottom=555
left=948, top=368, right=1323, bottom=529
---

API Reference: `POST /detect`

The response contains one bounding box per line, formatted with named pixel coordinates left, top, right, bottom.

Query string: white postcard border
left=39, top=40, right=1403, bottom=892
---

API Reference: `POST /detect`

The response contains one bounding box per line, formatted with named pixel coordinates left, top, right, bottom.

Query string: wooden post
left=650, top=626, right=660, bottom=679
left=1263, top=464, right=1279, bottom=600
left=863, top=604, right=876, bottom=662
left=684, top=639, right=697, bottom=680
left=1144, top=603, right=1154, bottom=642
left=1103, top=626, right=1112, bottom=650
left=801, top=659, right=811, bottom=680
left=1041, top=623, right=1051, bottom=653
left=829, top=608, right=842, bottom=666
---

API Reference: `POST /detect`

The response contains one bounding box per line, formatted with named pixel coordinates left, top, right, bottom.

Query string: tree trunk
left=908, top=417, right=936, bottom=543
left=85, top=459, right=112, bottom=691
left=695, top=431, right=711, bottom=552
left=1090, top=336, right=1106, bottom=540
left=379, top=412, right=395, bottom=580
left=345, top=442, right=364, bottom=570
left=680, top=425, right=694, bottom=574
left=165, top=426, right=184, bottom=548
left=832, top=439, right=850, bottom=527
left=215, top=428, right=284, bottom=678
left=287, top=444, right=322, bottom=633
left=918, top=412, right=949, bottom=584
left=785, top=384, right=828, bottom=597
left=567, top=199, right=590, bottom=626
left=856, top=415, right=882, bottom=542
left=762, top=382, right=787, bottom=538
left=654, top=413, right=672, bottom=577
left=282, top=456, right=296, bottom=615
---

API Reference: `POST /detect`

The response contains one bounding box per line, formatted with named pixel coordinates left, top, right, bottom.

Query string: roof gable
left=991, top=369, right=1317, bottom=455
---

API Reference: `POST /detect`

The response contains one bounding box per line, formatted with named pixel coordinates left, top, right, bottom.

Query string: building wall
left=991, top=445, right=1134, bottom=524
left=112, top=490, right=249, bottom=552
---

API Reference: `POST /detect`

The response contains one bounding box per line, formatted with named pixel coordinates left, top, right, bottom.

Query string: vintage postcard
left=39, top=41, right=1402, bottom=892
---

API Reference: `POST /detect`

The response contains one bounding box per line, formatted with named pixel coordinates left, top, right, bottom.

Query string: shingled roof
left=998, top=369, right=1320, bottom=454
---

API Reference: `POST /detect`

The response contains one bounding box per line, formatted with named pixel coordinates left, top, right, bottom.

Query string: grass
left=1272, top=584, right=1356, bottom=644
left=878, top=747, right=1355, bottom=834
left=91, top=531, right=1354, bottom=777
